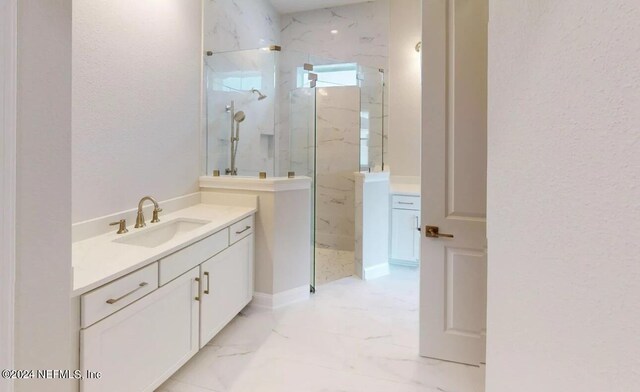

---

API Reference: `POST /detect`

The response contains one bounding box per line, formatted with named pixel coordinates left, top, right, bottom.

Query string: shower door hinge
left=308, top=72, right=318, bottom=88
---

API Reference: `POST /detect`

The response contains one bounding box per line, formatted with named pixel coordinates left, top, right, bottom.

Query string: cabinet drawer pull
left=106, top=282, right=149, bottom=304
left=235, top=226, right=251, bottom=235
left=398, top=201, right=414, bottom=205
left=204, top=272, right=211, bottom=295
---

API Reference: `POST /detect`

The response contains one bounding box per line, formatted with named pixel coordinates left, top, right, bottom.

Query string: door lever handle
left=425, top=226, right=454, bottom=239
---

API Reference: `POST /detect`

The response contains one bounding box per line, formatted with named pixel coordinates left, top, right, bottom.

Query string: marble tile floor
left=315, top=248, right=356, bottom=285
left=156, top=265, right=485, bottom=392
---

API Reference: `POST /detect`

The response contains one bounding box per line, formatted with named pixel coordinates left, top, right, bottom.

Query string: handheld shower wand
left=228, top=110, right=246, bottom=176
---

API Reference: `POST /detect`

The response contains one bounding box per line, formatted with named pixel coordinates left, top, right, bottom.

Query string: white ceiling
left=269, top=0, right=371, bottom=14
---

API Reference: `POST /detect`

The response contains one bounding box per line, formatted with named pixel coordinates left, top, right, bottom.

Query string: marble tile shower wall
left=203, top=0, right=281, bottom=175
left=204, top=0, right=390, bottom=176
left=203, top=0, right=281, bottom=52
left=279, top=0, right=390, bottom=173
left=315, top=87, right=361, bottom=254
left=279, top=1, right=389, bottom=70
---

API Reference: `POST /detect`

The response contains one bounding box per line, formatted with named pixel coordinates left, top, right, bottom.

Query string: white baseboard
left=389, top=259, right=419, bottom=268
left=251, top=285, right=310, bottom=310
left=363, top=263, right=390, bottom=280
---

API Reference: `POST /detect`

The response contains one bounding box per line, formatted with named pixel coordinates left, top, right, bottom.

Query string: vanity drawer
left=229, top=215, right=254, bottom=245
left=81, top=262, right=158, bottom=328
left=159, top=229, right=228, bottom=286
left=392, top=195, right=421, bottom=210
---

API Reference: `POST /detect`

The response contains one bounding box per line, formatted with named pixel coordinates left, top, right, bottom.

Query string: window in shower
left=296, top=63, right=358, bottom=88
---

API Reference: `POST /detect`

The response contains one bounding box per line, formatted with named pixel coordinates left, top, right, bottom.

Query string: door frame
left=1, top=0, right=17, bottom=390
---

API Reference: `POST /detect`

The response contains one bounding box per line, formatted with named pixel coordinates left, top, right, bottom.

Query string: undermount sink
left=114, top=218, right=210, bottom=248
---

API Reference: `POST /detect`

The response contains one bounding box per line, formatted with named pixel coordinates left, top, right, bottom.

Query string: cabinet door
left=199, top=235, right=254, bottom=348
left=81, top=267, right=200, bottom=392
left=391, top=209, right=420, bottom=262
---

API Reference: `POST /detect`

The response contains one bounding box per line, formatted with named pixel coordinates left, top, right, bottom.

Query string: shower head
left=234, top=111, right=246, bottom=123
left=250, top=88, right=268, bottom=101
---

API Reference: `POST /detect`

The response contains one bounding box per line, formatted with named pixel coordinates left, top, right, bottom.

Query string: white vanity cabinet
left=78, top=212, right=256, bottom=392
left=199, top=235, right=254, bottom=347
left=81, top=267, right=200, bottom=392
left=390, top=195, right=421, bottom=266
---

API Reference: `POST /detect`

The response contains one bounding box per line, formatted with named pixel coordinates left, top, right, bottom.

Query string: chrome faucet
left=135, top=196, right=162, bottom=228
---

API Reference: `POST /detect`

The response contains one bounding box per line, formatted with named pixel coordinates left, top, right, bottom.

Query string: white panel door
left=420, top=0, right=488, bottom=365
left=199, top=235, right=253, bottom=348
left=81, top=267, right=200, bottom=392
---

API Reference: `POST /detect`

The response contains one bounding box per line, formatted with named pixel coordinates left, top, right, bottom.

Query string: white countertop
left=72, top=203, right=256, bottom=297
left=390, top=183, right=421, bottom=196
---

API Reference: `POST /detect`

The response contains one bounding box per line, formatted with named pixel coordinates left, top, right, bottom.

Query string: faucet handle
left=109, top=219, right=129, bottom=234
left=151, top=207, right=163, bottom=223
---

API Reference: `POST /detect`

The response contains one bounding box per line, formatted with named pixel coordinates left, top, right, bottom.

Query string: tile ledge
left=199, top=175, right=311, bottom=192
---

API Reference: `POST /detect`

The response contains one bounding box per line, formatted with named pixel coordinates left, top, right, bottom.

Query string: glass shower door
left=289, top=86, right=316, bottom=289
left=358, top=65, right=385, bottom=172
left=204, top=49, right=277, bottom=177
left=285, top=54, right=384, bottom=289
left=313, top=85, right=361, bottom=286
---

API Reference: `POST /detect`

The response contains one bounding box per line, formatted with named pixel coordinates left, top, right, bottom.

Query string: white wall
left=486, top=1, right=640, bottom=391
left=15, top=1, right=73, bottom=391
left=0, top=0, right=16, bottom=390
left=200, top=187, right=311, bottom=297
left=72, top=0, right=203, bottom=222
left=388, top=0, right=421, bottom=178
left=355, top=172, right=390, bottom=279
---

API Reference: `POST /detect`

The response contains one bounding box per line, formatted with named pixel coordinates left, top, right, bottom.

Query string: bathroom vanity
left=389, top=182, right=421, bottom=266
left=72, top=199, right=256, bottom=392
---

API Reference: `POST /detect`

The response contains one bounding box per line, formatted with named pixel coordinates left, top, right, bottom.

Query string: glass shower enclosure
left=203, top=47, right=385, bottom=290
left=204, top=48, right=278, bottom=177
left=288, top=55, right=385, bottom=288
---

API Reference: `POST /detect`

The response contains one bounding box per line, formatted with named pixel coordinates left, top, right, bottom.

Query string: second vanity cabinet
left=390, top=195, right=421, bottom=266
left=80, top=214, right=255, bottom=392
